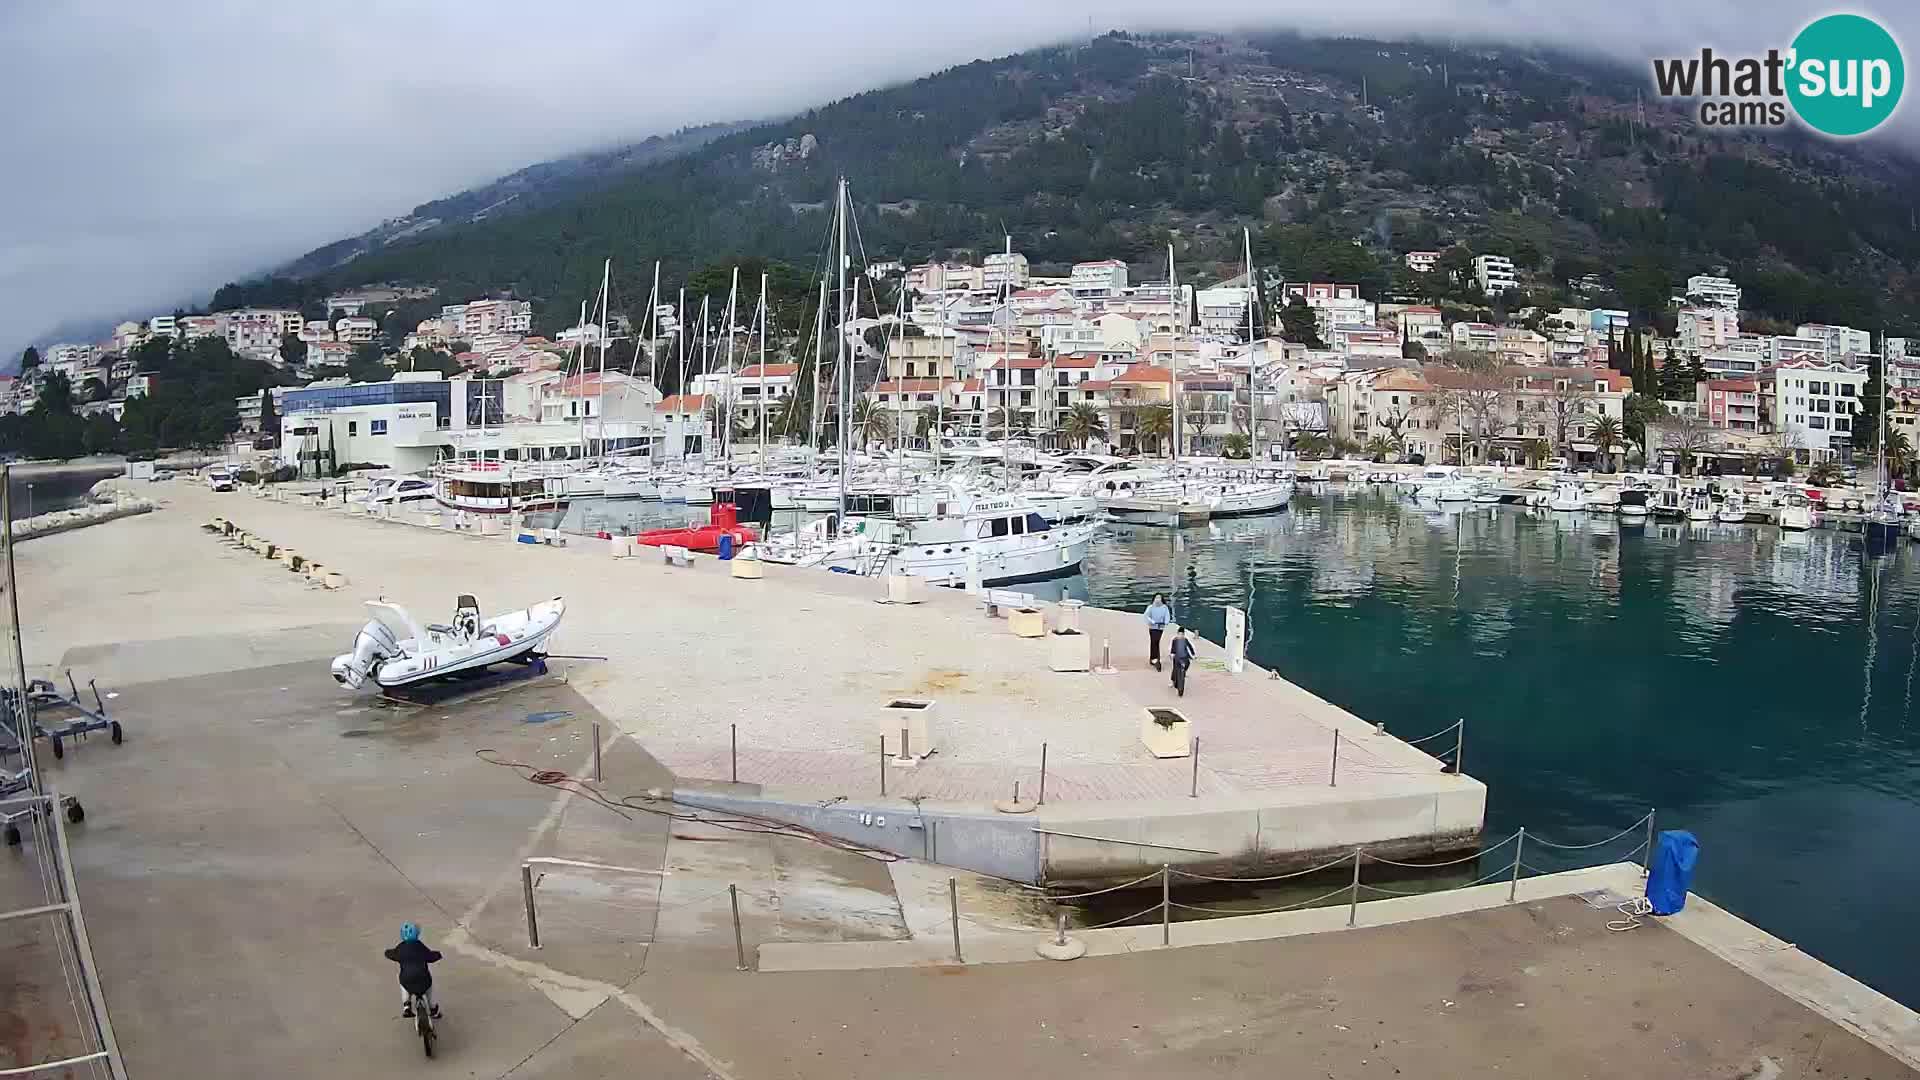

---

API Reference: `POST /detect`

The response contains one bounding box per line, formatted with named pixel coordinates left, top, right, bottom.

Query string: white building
left=1768, top=334, right=1827, bottom=364
left=1473, top=254, right=1517, bottom=295
left=147, top=314, right=178, bottom=338
left=1796, top=324, right=1872, bottom=360
left=1194, top=287, right=1252, bottom=337
left=982, top=251, right=1030, bottom=293
left=457, top=299, right=533, bottom=337
left=1069, top=259, right=1129, bottom=298
left=125, top=374, right=154, bottom=399
left=1450, top=322, right=1499, bottom=352
left=1282, top=283, right=1376, bottom=342
left=1685, top=274, right=1741, bottom=310
left=1773, top=359, right=1865, bottom=461
left=1677, top=307, right=1740, bottom=353
left=334, top=317, right=379, bottom=344
left=223, top=309, right=302, bottom=358
left=538, top=371, right=662, bottom=424
left=1404, top=251, right=1441, bottom=274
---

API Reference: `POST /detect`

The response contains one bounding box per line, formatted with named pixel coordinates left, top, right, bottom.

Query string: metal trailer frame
left=11, top=672, right=124, bottom=763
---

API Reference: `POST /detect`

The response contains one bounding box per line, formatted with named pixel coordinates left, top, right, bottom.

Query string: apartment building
left=1796, top=323, right=1873, bottom=359
left=1473, top=254, right=1517, bottom=295
left=1685, top=274, right=1742, bottom=310
left=1194, top=286, right=1252, bottom=337
left=1698, top=378, right=1761, bottom=432
left=1403, top=251, right=1441, bottom=273
left=1282, top=282, right=1376, bottom=342
left=1773, top=359, right=1865, bottom=461
left=334, top=317, right=379, bottom=344
left=1069, top=259, right=1129, bottom=298
left=982, top=251, right=1031, bottom=293
left=1677, top=306, right=1740, bottom=353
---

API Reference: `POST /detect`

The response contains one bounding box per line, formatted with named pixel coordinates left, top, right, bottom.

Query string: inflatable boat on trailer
left=331, top=595, right=565, bottom=692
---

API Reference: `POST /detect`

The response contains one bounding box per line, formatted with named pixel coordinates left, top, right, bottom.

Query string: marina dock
left=7, top=483, right=1919, bottom=1078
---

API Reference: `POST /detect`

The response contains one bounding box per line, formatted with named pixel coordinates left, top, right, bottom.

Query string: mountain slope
left=232, top=32, right=1920, bottom=334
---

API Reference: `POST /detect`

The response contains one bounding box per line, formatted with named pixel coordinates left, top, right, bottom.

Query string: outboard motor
left=330, top=619, right=401, bottom=689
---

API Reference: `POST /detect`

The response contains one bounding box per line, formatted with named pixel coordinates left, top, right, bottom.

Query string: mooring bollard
left=1190, top=737, right=1201, bottom=798
left=522, top=863, right=540, bottom=948
left=1643, top=809, right=1656, bottom=876
left=1330, top=730, right=1340, bottom=787
left=1038, top=742, right=1048, bottom=805
left=1509, top=827, right=1526, bottom=903
left=948, top=877, right=963, bottom=963
left=730, top=883, right=748, bottom=971
left=591, top=721, right=602, bottom=782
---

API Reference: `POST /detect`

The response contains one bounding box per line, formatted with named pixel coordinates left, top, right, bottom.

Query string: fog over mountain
left=2, top=1, right=1910, bottom=362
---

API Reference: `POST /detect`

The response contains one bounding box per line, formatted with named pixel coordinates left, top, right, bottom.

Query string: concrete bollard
left=322, top=572, right=346, bottom=590
left=1036, top=909, right=1086, bottom=961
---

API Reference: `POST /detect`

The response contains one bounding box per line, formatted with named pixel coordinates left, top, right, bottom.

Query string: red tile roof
left=1078, top=379, right=1114, bottom=391
left=1051, top=355, right=1099, bottom=368
left=1113, top=365, right=1174, bottom=384
left=656, top=394, right=710, bottom=413
left=868, top=379, right=951, bottom=393
left=736, top=363, right=798, bottom=378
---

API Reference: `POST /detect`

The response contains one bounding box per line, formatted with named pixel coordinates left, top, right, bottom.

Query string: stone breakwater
left=14, top=487, right=156, bottom=541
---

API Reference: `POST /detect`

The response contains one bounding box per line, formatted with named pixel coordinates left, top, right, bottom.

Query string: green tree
left=1223, top=432, right=1251, bottom=459
left=348, top=344, right=389, bottom=384
left=19, top=347, right=40, bottom=372
left=1061, top=402, right=1107, bottom=449
left=1363, top=435, right=1394, bottom=462
left=278, top=331, right=304, bottom=367
left=1588, top=414, right=1623, bottom=472
left=1623, top=394, right=1666, bottom=460
left=403, top=347, right=462, bottom=376
left=1136, top=404, right=1174, bottom=455
left=257, top=389, right=278, bottom=447
left=914, top=405, right=941, bottom=442
left=1278, top=298, right=1324, bottom=349
left=1857, top=351, right=1885, bottom=452
left=79, top=377, right=108, bottom=403
left=1293, top=431, right=1332, bottom=459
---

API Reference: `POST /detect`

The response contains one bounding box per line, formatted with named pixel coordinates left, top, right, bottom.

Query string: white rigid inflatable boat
left=331, top=595, right=565, bottom=690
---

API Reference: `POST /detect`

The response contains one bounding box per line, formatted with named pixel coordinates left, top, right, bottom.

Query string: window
left=1809, top=416, right=1829, bottom=430
left=1058, top=393, right=1069, bottom=408
left=1840, top=383, right=1856, bottom=397
left=370, top=419, right=387, bottom=435
left=1834, top=417, right=1852, bottom=432
left=1020, top=370, right=1036, bottom=386
left=347, top=421, right=357, bottom=436
left=1010, top=515, right=1026, bottom=535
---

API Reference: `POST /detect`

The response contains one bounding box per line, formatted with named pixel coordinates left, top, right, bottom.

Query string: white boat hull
left=331, top=597, right=565, bottom=690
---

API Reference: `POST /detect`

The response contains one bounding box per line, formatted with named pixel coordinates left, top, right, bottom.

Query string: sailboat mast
left=1168, top=241, right=1180, bottom=465
left=721, top=268, right=739, bottom=467
left=836, top=176, right=851, bottom=528
left=574, top=299, right=589, bottom=458
left=698, top=294, right=710, bottom=458
left=1244, top=227, right=1258, bottom=463
left=811, top=278, right=826, bottom=455
left=595, top=258, right=610, bottom=464
left=757, top=271, right=769, bottom=467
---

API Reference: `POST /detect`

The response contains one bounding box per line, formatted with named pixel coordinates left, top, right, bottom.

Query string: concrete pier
left=56, top=482, right=1485, bottom=886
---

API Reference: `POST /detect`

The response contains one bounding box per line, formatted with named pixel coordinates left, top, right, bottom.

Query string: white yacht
left=351, top=474, right=436, bottom=507
left=1685, top=489, right=1715, bottom=523
left=1716, top=491, right=1750, bottom=524
left=758, top=493, right=1096, bottom=586
left=433, top=464, right=568, bottom=515
left=1548, top=482, right=1584, bottom=512
left=1778, top=492, right=1819, bottom=531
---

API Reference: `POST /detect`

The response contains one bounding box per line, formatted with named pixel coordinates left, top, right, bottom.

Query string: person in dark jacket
left=1170, top=627, right=1195, bottom=697
left=385, top=921, right=442, bottom=1019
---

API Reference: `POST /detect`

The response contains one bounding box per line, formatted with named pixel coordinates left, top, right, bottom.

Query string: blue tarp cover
left=1646, top=830, right=1699, bottom=916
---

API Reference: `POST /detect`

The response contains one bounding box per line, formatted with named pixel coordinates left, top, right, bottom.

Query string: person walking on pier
left=1170, top=627, right=1195, bottom=697
left=1144, top=594, right=1171, bottom=671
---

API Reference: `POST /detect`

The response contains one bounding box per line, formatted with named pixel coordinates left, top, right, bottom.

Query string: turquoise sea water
left=586, top=487, right=1920, bottom=1006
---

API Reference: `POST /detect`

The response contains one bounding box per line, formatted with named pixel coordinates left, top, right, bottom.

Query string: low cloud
left=1, top=1, right=1908, bottom=359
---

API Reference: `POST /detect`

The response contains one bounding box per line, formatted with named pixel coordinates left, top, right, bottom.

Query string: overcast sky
left=1, top=1, right=1907, bottom=362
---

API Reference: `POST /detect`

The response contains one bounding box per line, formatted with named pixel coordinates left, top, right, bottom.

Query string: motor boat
left=1470, top=482, right=1503, bottom=504
left=351, top=474, right=436, bottom=508
left=1548, top=482, right=1584, bottom=512
left=1685, top=489, right=1715, bottom=523
left=434, top=464, right=568, bottom=515
left=331, top=595, right=565, bottom=691
left=1582, top=486, right=1621, bottom=514
left=1652, top=480, right=1685, bottom=520
left=1198, top=480, right=1294, bottom=518
left=1716, top=491, right=1750, bottom=524
left=1778, top=493, right=1819, bottom=531
left=633, top=501, right=760, bottom=554
left=759, top=493, right=1095, bottom=586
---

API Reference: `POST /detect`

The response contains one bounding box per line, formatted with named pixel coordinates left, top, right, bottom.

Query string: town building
left=1773, top=359, right=1866, bottom=462
left=1685, top=274, right=1742, bottom=310
left=1698, top=378, right=1761, bottom=432
left=1472, top=254, right=1517, bottom=295
left=655, top=394, right=713, bottom=458
left=147, top=314, right=178, bottom=338
left=1796, top=323, right=1873, bottom=359
left=537, top=371, right=662, bottom=424
left=1194, top=287, right=1252, bottom=337
left=334, top=317, right=379, bottom=344
left=276, top=373, right=458, bottom=473
left=1677, top=307, right=1740, bottom=353
left=1403, top=251, right=1441, bottom=274
left=305, top=340, right=353, bottom=369
left=982, top=251, right=1031, bottom=293
left=1282, top=283, right=1376, bottom=342
left=1450, top=322, right=1499, bottom=352
left=1069, top=259, right=1129, bottom=298
left=1589, top=309, right=1630, bottom=341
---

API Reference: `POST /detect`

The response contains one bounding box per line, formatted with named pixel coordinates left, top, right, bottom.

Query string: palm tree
left=915, top=405, right=941, bottom=443
left=1886, top=429, right=1913, bottom=483
left=1363, top=435, right=1395, bottom=463
left=1223, top=433, right=1250, bottom=459
left=1136, top=404, right=1174, bottom=455
left=1588, top=415, right=1623, bottom=473
left=1293, top=432, right=1332, bottom=460
left=1061, top=403, right=1107, bottom=449
left=852, top=399, right=892, bottom=446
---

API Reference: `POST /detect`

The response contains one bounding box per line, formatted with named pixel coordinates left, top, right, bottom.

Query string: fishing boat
left=330, top=595, right=565, bottom=691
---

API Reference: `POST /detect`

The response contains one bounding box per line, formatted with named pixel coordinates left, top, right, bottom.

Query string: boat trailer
left=380, top=655, right=551, bottom=706
left=0, top=673, right=117, bottom=844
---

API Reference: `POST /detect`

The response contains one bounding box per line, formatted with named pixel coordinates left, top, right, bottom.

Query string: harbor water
left=574, top=485, right=1920, bottom=1008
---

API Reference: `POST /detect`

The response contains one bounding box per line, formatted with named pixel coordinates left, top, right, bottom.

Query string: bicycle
left=406, top=991, right=437, bottom=1058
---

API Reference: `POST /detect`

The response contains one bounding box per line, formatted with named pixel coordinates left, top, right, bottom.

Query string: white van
left=205, top=467, right=236, bottom=492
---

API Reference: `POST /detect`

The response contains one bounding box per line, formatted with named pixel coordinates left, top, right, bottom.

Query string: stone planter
left=1048, top=630, right=1090, bottom=672
left=885, top=574, right=924, bottom=604
left=1140, top=707, right=1192, bottom=759
left=879, top=698, right=935, bottom=759
left=1008, top=607, right=1046, bottom=638
left=729, top=555, right=763, bottom=579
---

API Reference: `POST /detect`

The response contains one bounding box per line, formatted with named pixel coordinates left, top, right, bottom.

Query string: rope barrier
left=1034, top=868, right=1166, bottom=901
left=1169, top=849, right=1356, bottom=884
left=1081, top=902, right=1169, bottom=930
left=1400, top=719, right=1464, bottom=747
left=1525, top=812, right=1655, bottom=851
left=1362, top=830, right=1520, bottom=869
left=1168, top=883, right=1355, bottom=916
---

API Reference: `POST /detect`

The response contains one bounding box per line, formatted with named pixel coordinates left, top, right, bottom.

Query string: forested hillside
left=225, top=32, right=1920, bottom=336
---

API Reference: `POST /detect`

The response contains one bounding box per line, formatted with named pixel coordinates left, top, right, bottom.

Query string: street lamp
left=26, top=483, right=33, bottom=520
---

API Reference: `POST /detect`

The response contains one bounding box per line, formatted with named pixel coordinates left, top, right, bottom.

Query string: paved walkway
left=47, top=485, right=1457, bottom=810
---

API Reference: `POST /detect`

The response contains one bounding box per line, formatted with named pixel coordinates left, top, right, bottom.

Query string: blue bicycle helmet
left=400, top=922, right=420, bottom=943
